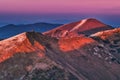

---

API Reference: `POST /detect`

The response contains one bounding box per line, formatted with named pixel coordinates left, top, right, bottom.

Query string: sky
left=0, top=0, right=120, bottom=27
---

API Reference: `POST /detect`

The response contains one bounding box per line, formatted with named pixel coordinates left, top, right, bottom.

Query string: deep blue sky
left=0, top=13, right=120, bottom=27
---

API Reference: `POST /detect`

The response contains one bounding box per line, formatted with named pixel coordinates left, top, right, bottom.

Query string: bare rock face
left=0, top=19, right=120, bottom=80
left=44, top=18, right=112, bottom=38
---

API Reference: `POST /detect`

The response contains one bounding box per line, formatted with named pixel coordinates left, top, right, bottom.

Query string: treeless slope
left=91, top=28, right=120, bottom=63
left=0, top=32, right=75, bottom=80
left=59, top=37, right=95, bottom=52
left=0, top=28, right=120, bottom=80
left=0, top=32, right=46, bottom=63
left=45, top=31, right=120, bottom=80
left=44, top=18, right=112, bottom=38
left=91, top=28, right=120, bottom=40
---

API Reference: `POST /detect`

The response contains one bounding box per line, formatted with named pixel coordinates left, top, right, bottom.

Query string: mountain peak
left=70, top=18, right=105, bottom=31
left=79, top=18, right=103, bottom=22
left=0, top=32, right=46, bottom=63
left=78, top=18, right=100, bottom=22
left=44, top=18, right=113, bottom=38
left=83, top=18, right=100, bottom=21
left=70, top=18, right=88, bottom=31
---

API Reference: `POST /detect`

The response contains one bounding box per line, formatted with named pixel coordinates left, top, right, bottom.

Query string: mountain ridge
left=44, top=18, right=113, bottom=38
left=0, top=19, right=120, bottom=80
left=0, top=32, right=46, bottom=63
left=0, top=22, right=62, bottom=39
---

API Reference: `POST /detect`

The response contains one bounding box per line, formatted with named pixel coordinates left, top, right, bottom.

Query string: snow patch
left=71, top=19, right=88, bottom=31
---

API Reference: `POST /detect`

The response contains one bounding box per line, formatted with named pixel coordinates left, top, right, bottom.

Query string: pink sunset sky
left=0, top=0, right=120, bottom=14
left=0, top=0, right=120, bottom=27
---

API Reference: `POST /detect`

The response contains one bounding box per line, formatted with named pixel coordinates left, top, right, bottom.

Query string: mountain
left=0, top=23, right=62, bottom=39
left=91, top=28, right=120, bottom=61
left=0, top=32, right=76, bottom=80
left=44, top=18, right=113, bottom=38
left=0, top=27, right=120, bottom=80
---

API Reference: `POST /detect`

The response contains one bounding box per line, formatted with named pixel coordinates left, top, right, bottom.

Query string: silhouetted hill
left=0, top=23, right=62, bottom=39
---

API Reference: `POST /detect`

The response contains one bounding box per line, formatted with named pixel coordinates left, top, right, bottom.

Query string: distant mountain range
left=0, top=18, right=120, bottom=80
left=0, top=22, right=62, bottom=39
